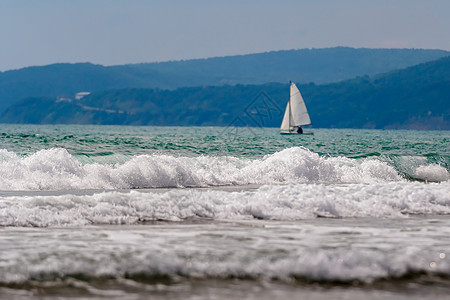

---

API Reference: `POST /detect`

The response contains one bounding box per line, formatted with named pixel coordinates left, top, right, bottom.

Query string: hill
left=0, top=47, right=448, bottom=113
left=114, top=47, right=449, bottom=86
left=2, top=56, right=449, bottom=130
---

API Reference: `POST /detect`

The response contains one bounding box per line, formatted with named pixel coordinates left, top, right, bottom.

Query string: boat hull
left=280, top=132, right=314, bottom=135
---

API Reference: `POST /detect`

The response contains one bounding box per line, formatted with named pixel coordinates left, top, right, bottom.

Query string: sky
left=1, top=0, right=449, bottom=71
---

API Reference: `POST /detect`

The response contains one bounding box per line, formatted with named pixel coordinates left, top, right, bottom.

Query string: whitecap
left=0, top=147, right=409, bottom=191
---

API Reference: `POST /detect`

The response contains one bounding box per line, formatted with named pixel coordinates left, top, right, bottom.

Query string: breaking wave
left=1, top=147, right=447, bottom=191
left=2, top=239, right=450, bottom=286
left=1, top=182, right=449, bottom=227
left=1, top=205, right=450, bottom=286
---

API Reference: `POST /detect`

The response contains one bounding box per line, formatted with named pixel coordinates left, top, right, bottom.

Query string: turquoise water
left=1, top=125, right=448, bottom=184
left=2, top=125, right=449, bottom=158
left=1, top=125, right=449, bottom=299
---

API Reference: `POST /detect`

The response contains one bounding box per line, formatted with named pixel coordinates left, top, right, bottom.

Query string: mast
left=289, top=81, right=292, bottom=132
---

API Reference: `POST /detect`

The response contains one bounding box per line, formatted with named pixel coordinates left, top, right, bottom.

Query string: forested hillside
left=1, top=47, right=448, bottom=113
left=2, top=56, right=449, bottom=130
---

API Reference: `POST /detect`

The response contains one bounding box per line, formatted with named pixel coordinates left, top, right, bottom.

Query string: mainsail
left=280, top=82, right=311, bottom=132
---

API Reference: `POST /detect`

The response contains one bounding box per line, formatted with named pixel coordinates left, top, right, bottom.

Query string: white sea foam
left=1, top=182, right=449, bottom=227
left=0, top=147, right=427, bottom=191
left=1, top=216, right=450, bottom=284
left=414, top=164, right=450, bottom=182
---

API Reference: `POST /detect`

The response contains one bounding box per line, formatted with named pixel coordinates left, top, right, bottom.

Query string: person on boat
left=297, top=126, right=303, bottom=134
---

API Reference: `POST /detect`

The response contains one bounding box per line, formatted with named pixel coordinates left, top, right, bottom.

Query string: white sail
left=280, top=102, right=292, bottom=131
left=289, top=82, right=311, bottom=126
left=280, top=82, right=312, bottom=132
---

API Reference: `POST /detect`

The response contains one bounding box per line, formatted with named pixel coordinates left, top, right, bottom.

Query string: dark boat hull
left=280, top=132, right=314, bottom=135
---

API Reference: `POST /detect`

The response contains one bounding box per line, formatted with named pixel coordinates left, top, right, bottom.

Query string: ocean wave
left=1, top=214, right=450, bottom=285
left=1, top=182, right=449, bottom=227
left=1, top=147, right=447, bottom=191
left=2, top=246, right=449, bottom=285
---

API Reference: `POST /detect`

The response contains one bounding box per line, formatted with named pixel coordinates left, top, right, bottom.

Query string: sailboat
left=280, top=81, right=313, bottom=135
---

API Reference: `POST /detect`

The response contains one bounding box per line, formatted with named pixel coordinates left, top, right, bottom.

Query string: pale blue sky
left=1, top=0, right=449, bottom=71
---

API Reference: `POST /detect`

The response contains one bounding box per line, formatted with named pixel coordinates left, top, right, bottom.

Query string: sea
left=0, top=124, right=449, bottom=300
